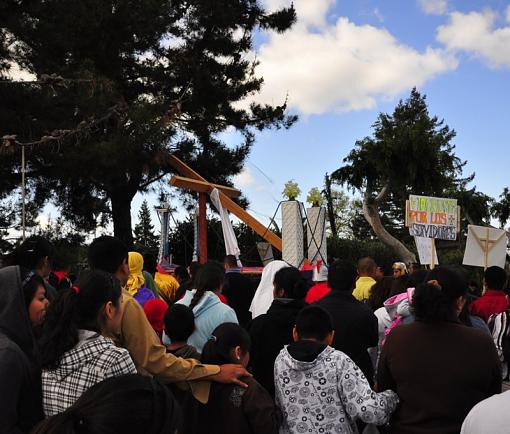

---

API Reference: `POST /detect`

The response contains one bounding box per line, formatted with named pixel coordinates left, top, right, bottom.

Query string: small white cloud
left=233, top=167, right=267, bottom=192
left=264, top=0, right=335, bottom=29
left=3, top=61, right=35, bottom=81
left=418, top=0, right=448, bottom=16
left=373, top=8, right=384, bottom=23
left=233, top=167, right=255, bottom=188
left=437, top=8, right=510, bottom=68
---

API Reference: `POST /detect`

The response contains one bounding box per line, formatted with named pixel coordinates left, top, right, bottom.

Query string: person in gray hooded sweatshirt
left=0, top=266, right=45, bottom=433
left=275, top=306, right=398, bottom=434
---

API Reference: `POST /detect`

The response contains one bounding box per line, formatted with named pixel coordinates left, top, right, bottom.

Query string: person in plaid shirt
left=39, top=269, right=136, bottom=416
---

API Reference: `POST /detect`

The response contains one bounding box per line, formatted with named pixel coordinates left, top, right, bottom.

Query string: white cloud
left=233, top=167, right=266, bottom=192
left=264, top=0, right=335, bottom=29
left=437, top=8, right=510, bottom=68
left=418, top=0, right=448, bottom=16
left=373, top=8, right=384, bottom=23
left=233, top=167, right=256, bottom=189
left=249, top=2, right=457, bottom=114
left=3, top=61, right=35, bottom=81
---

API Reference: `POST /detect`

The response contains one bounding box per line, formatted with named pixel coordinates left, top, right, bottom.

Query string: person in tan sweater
left=88, top=236, right=250, bottom=403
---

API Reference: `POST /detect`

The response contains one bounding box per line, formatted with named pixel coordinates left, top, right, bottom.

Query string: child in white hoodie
left=274, top=306, right=398, bottom=434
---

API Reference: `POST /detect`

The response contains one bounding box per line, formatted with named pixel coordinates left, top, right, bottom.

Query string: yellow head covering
left=126, top=251, right=145, bottom=296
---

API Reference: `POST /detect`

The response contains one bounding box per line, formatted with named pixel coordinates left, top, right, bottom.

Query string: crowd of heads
left=2, top=232, right=510, bottom=434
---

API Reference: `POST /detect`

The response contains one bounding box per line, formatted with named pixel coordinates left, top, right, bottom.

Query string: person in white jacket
left=275, top=305, right=398, bottom=434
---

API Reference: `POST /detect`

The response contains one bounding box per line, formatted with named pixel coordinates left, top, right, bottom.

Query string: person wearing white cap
left=305, top=261, right=330, bottom=304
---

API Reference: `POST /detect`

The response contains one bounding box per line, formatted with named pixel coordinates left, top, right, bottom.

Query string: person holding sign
left=469, top=266, right=508, bottom=323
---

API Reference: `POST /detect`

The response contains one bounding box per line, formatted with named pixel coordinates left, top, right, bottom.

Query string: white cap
left=312, top=261, right=328, bottom=282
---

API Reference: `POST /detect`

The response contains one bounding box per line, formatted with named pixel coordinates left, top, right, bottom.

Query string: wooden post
left=430, top=238, right=436, bottom=269
left=199, top=193, right=207, bottom=264
left=21, top=145, right=26, bottom=241
left=484, top=227, right=490, bottom=270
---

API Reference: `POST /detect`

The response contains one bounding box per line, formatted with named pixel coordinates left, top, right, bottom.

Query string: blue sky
left=209, top=0, right=510, bottom=229
left=37, top=0, right=510, bottom=235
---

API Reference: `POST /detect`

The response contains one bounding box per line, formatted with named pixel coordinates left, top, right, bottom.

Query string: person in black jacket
left=248, top=266, right=308, bottom=396
left=316, top=259, right=378, bottom=384
left=222, top=255, right=255, bottom=328
left=0, top=266, right=45, bottom=433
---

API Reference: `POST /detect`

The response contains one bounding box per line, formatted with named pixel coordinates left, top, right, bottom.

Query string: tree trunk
left=324, top=173, right=338, bottom=238
left=363, top=186, right=416, bottom=263
left=111, top=191, right=135, bottom=249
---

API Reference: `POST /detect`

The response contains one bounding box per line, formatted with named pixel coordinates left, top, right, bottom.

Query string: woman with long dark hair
left=175, top=262, right=238, bottom=352
left=377, top=266, right=501, bottom=434
left=39, top=270, right=136, bottom=416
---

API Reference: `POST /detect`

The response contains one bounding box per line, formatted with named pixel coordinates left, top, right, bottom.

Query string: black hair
left=20, top=268, right=46, bottom=310
left=366, top=277, right=393, bottom=311
left=39, top=270, right=122, bottom=369
left=224, top=255, right=237, bottom=268
left=389, top=275, right=411, bottom=297
left=357, top=257, right=376, bottom=274
left=143, top=253, right=157, bottom=275
left=88, top=236, right=128, bottom=274
left=32, top=374, right=182, bottom=434
left=7, top=236, right=55, bottom=269
left=188, top=261, right=201, bottom=280
left=188, top=262, right=224, bottom=311
left=295, top=305, right=334, bottom=341
left=273, top=266, right=308, bottom=299
left=484, top=266, right=507, bottom=291
left=164, top=304, right=195, bottom=342
left=328, top=260, right=357, bottom=292
left=173, top=266, right=190, bottom=282
left=412, top=266, right=468, bottom=322
left=408, top=269, right=428, bottom=288
left=201, top=323, right=250, bottom=365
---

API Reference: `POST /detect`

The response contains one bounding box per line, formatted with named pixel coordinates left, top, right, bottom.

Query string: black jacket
left=0, top=266, right=43, bottom=433
left=182, top=376, right=279, bottom=434
left=316, top=290, right=378, bottom=384
left=223, top=271, right=255, bottom=328
left=248, top=298, right=307, bottom=396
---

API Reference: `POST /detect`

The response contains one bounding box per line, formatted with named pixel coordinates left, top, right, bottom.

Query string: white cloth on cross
left=209, top=188, right=242, bottom=265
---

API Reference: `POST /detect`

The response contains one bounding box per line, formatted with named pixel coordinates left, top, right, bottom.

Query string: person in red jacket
left=305, top=261, right=330, bottom=304
left=469, top=266, right=508, bottom=322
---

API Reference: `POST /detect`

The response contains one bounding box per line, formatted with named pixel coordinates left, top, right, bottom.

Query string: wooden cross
left=168, top=155, right=282, bottom=263
left=469, top=226, right=507, bottom=270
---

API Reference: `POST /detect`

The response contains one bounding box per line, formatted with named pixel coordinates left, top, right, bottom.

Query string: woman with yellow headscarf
left=126, top=252, right=156, bottom=307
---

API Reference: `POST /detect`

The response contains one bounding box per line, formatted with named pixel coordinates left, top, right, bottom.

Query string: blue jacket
left=176, top=291, right=238, bottom=352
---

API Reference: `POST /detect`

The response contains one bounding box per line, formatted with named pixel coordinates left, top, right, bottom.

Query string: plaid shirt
left=42, top=330, right=136, bottom=417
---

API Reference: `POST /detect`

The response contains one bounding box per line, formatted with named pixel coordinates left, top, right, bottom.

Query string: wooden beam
left=199, top=193, right=207, bottom=263
left=218, top=193, right=283, bottom=252
left=169, top=155, right=207, bottom=181
left=170, top=175, right=241, bottom=198
left=169, top=154, right=282, bottom=251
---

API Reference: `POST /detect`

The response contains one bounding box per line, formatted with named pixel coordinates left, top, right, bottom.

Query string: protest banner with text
left=407, top=195, right=459, bottom=241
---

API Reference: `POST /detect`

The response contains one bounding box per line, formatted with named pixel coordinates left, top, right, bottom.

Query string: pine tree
left=1, top=0, right=297, bottom=247
left=133, top=200, right=159, bottom=253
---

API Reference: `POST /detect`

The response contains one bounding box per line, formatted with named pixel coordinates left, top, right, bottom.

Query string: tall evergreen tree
left=133, top=200, right=159, bottom=253
left=0, top=0, right=297, bottom=247
left=332, top=88, right=467, bottom=262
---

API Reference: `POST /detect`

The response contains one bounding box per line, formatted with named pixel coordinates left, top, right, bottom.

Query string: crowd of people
left=1, top=235, right=510, bottom=434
